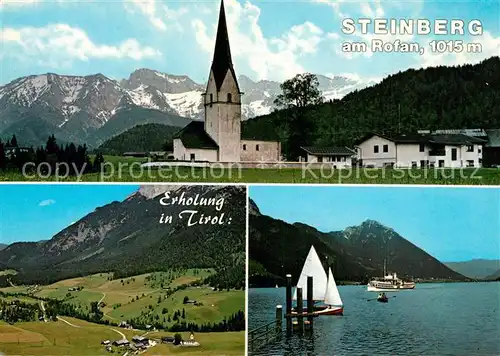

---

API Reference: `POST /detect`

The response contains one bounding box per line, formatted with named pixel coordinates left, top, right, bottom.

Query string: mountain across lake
left=248, top=199, right=466, bottom=287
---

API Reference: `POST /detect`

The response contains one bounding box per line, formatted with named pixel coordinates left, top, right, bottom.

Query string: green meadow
left=0, top=269, right=239, bottom=326
left=0, top=155, right=498, bottom=184
left=0, top=269, right=245, bottom=355
left=0, top=319, right=244, bottom=356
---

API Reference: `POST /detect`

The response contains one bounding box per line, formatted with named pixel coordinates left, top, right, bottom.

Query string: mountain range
left=0, top=69, right=376, bottom=147
left=445, top=259, right=500, bottom=279
left=248, top=199, right=467, bottom=287
left=0, top=185, right=246, bottom=286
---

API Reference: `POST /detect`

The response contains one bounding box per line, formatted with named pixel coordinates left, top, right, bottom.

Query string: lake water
left=248, top=283, right=500, bottom=355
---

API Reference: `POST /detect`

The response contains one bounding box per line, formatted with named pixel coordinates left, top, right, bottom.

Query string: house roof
left=173, top=121, right=219, bottom=150
left=210, top=0, right=240, bottom=93
left=428, top=134, right=486, bottom=145
left=485, top=129, right=500, bottom=147
left=301, top=146, right=356, bottom=156
left=418, top=129, right=487, bottom=137
left=356, top=133, right=486, bottom=146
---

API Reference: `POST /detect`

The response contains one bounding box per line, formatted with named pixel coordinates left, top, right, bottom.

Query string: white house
left=355, top=133, right=486, bottom=168
left=301, top=146, right=356, bottom=168
left=172, top=0, right=280, bottom=163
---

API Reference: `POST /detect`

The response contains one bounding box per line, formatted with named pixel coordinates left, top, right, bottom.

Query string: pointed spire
left=211, top=0, right=238, bottom=92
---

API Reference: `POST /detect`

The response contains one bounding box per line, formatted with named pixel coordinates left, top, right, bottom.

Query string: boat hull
left=293, top=305, right=343, bottom=316
left=377, top=298, right=388, bottom=303
left=315, top=306, right=344, bottom=315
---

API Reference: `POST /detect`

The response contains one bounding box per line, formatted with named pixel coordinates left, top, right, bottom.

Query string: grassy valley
left=0, top=269, right=245, bottom=355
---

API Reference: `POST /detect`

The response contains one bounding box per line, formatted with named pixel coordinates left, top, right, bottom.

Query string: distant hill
left=0, top=244, right=7, bottom=251
left=248, top=199, right=466, bottom=287
left=242, top=56, right=500, bottom=158
left=0, top=186, right=246, bottom=287
left=97, top=123, right=179, bottom=155
left=485, top=269, right=500, bottom=281
left=445, top=259, right=500, bottom=279
left=86, top=106, right=189, bottom=147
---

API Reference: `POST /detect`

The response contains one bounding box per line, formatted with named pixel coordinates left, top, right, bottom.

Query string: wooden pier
left=248, top=305, right=283, bottom=353
left=285, top=274, right=317, bottom=334
left=248, top=274, right=317, bottom=354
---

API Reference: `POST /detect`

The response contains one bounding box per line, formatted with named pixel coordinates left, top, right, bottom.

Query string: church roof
left=173, top=121, right=219, bottom=150
left=210, top=0, right=240, bottom=92
left=301, top=146, right=356, bottom=156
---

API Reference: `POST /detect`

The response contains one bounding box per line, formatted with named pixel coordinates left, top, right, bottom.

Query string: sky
left=250, top=185, right=500, bottom=262
left=0, top=0, right=499, bottom=85
left=0, top=184, right=138, bottom=244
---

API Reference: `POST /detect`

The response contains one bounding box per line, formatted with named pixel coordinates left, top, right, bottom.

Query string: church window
left=210, top=94, right=213, bottom=106
left=243, top=144, right=246, bottom=151
left=256, top=144, right=260, bottom=151
left=228, top=93, right=232, bottom=102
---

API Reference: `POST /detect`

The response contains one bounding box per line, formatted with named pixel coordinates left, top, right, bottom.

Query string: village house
left=172, top=0, right=281, bottom=163
left=112, top=339, right=130, bottom=347
left=417, top=128, right=500, bottom=167
left=300, top=147, right=356, bottom=168
left=161, top=336, right=175, bottom=344
left=355, top=132, right=486, bottom=168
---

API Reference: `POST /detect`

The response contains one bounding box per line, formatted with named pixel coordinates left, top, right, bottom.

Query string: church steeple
left=211, top=0, right=239, bottom=92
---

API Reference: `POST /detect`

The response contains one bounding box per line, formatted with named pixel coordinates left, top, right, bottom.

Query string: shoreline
left=249, top=279, right=497, bottom=289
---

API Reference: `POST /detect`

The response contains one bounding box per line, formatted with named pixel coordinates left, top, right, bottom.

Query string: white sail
left=324, top=268, right=343, bottom=307
left=293, top=246, right=327, bottom=301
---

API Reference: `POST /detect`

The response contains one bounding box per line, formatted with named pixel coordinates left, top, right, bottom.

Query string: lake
left=248, top=282, right=500, bottom=355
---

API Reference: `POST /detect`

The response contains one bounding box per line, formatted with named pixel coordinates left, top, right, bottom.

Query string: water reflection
left=249, top=283, right=500, bottom=356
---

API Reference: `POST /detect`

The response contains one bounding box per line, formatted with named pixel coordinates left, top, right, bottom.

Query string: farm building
left=356, top=132, right=485, bottom=168
left=301, top=146, right=356, bottom=168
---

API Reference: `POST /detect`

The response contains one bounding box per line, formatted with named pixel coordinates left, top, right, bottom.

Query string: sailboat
left=316, top=268, right=343, bottom=315
left=292, top=246, right=343, bottom=316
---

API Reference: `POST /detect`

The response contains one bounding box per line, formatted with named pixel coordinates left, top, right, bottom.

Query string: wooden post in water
left=296, top=287, right=304, bottom=333
left=275, top=305, right=282, bottom=333
left=285, top=274, right=292, bottom=333
left=307, top=276, right=314, bottom=326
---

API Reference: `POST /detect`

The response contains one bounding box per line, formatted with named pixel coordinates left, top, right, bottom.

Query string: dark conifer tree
left=0, top=140, right=5, bottom=170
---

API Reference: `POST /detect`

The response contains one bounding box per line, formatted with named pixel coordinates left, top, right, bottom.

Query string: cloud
left=0, top=24, right=161, bottom=66
left=192, top=0, right=325, bottom=81
left=38, top=199, right=55, bottom=207
left=0, top=0, right=39, bottom=8
left=125, top=0, right=189, bottom=32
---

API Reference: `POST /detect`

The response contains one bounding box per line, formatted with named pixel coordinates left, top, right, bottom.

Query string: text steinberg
left=342, top=19, right=483, bottom=36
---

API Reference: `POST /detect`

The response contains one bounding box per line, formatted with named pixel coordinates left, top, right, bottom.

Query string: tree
left=273, top=73, right=324, bottom=160
left=274, top=73, right=324, bottom=110
left=163, top=139, right=173, bottom=152
left=0, top=140, right=5, bottom=170
left=45, top=135, right=58, bottom=155
left=10, top=134, right=18, bottom=148
left=92, top=153, right=105, bottom=173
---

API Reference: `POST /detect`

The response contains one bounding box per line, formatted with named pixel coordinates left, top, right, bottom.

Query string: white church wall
left=241, top=140, right=281, bottom=162
left=173, top=139, right=218, bottom=161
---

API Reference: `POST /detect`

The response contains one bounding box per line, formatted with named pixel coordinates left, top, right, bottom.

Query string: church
left=172, top=0, right=281, bottom=163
